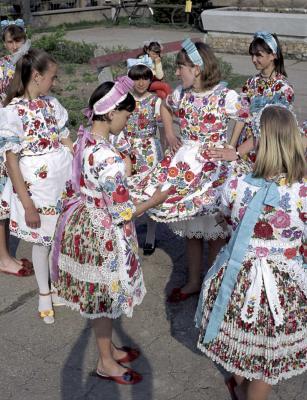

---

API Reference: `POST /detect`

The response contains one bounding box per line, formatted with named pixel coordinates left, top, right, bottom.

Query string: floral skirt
left=52, top=201, right=146, bottom=319
left=196, top=258, right=307, bottom=385
left=0, top=147, right=72, bottom=245
left=128, top=141, right=229, bottom=223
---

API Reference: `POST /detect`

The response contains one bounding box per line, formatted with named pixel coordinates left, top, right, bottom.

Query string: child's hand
left=166, top=134, right=182, bottom=155
left=150, top=186, right=169, bottom=207
left=24, top=203, right=41, bottom=229
left=154, top=56, right=161, bottom=64
left=207, top=147, right=237, bottom=162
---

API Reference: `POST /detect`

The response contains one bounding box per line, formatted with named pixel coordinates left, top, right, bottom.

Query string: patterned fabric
left=52, top=134, right=145, bottom=319
left=128, top=83, right=249, bottom=226
left=0, top=55, right=15, bottom=205
left=113, top=93, right=163, bottom=175
left=238, top=73, right=294, bottom=162
left=0, top=96, right=72, bottom=245
left=0, top=55, right=15, bottom=106
left=196, top=165, right=307, bottom=384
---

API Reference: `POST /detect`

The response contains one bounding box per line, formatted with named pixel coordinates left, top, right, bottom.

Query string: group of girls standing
left=0, top=19, right=305, bottom=400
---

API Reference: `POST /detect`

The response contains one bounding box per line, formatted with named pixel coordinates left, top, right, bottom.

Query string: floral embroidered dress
left=0, top=96, right=73, bottom=246
left=238, top=73, right=294, bottom=161
left=113, top=93, right=163, bottom=175
left=0, top=55, right=16, bottom=204
left=51, top=129, right=145, bottom=318
left=196, top=165, right=307, bottom=384
left=128, top=83, right=248, bottom=236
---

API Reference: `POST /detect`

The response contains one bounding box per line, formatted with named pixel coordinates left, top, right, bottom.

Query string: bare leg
left=246, top=380, right=272, bottom=400
left=0, top=220, right=23, bottom=273
left=233, top=374, right=248, bottom=400
left=92, top=317, right=127, bottom=376
left=207, top=237, right=227, bottom=269
left=181, top=237, right=203, bottom=294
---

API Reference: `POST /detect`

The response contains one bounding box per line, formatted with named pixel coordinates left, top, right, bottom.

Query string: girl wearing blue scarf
left=208, top=32, right=294, bottom=165
left=196, top=105, right=306, bottom=400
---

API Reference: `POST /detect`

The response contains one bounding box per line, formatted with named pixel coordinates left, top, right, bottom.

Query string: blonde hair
left=176, top=42, right=221, bottom=91
left=254, top=106, right=306, bottom=184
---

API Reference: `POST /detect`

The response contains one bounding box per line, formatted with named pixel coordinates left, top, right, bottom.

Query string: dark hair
left=89, top=81, right=135, bottom=121
left=4, top=48, right=57, bottom=106
left=176, top=42, right=221, bottom=91
left=249, top=34, right=286, bottom=76
left=2, top=25, right=26, bottom=42
left=143, top=41, right=161, bottom=56
left=128, top=64, right=153, bottom=81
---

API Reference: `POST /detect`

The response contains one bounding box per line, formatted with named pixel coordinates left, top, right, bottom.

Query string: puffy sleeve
left=0, top=106, right=24, bottom=160
left=154, top=60, right=164, bottom=80
left=48, top=96, right=70, bottom=139
left=165, top=85, right=184, bottom=112
left=225, top=89, right=250, bottom=122
left=98, top=152, right=136, bottom=225
left=111, top=130, right=131, bottom=156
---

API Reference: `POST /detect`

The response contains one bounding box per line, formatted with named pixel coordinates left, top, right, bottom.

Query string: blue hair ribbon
left=127, top=54, right=153, bottom=71
left=181, top=38, right=204, bottom=70
left=254, top=31, right=278, bottom=54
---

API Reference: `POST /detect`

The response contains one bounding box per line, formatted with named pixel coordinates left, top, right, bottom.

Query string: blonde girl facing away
left=196, top=105, right=306, bottom=400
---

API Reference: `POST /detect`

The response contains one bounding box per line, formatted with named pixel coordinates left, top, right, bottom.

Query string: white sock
left=145, top=217, right=156, bottom=246
left=32, top=244, right=52, bottom=312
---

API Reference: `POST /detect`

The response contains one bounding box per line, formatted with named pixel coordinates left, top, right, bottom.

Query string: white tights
left=32, top=244, right=52, bottom=311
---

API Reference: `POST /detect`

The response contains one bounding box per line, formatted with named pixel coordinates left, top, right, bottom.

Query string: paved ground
left=1, top=27, right=306, bottom=400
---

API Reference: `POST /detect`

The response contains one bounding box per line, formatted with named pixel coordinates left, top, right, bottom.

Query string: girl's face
left=4, top=32, right=25, bottom=54
left=251, top=47, right=276, bottom=72
left=175, top=64, right=197, bottom=89
left=36, top=62, right=58, bottom=96
left=110, top=110, right=132, bottom=135
left=133, top=78, right=151, bottom=96
left=148, top=50, right=159, bottom=61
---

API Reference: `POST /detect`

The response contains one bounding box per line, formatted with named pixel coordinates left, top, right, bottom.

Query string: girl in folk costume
left=209, top=31, right=294, bottom=163
left=142, top=40, right=172, bottom=100
left=128, top=39, right=249, bottom=302
left=0, top=19, right=32, bottom=276
left=0, top=49, right=73, bottom=323
left=196, top=105, right=306, bottom=400
left=51, top=78, right=168, bottom=384
left=114, top=58, right=164, bottom=254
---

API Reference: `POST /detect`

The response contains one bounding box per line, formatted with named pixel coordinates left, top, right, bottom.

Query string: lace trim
left=250, top=237, right=302, bottom=249
left=9, top=227, right=52, bottom=246
left=197, top=342, right=307, bottom=385
left=53, top=291, right=146, bottom=319
left=0, top=141, right=24, bottom=161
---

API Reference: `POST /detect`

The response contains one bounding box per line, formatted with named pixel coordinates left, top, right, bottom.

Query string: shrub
left=32, top=28, right=96, bottom=64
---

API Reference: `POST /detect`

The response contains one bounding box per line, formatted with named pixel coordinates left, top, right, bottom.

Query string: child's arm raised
left=229, top=121, right=245, bottom=147
left=5, top=151, right=40, bottom=229
left=133, top=187, right=169, bottom=218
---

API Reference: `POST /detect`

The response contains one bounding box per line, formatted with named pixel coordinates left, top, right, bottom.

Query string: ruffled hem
left=54, top=291, right=146, bottom=319
left=196, top=343, right=307, bottom=385
left=0, top=141, right=24, bottom=161
left=10, top=228, right=52, bottom=246
left=171, top=229, right=229, bottom=240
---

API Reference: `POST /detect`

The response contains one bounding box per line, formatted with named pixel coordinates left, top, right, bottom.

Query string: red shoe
left=96, top=368, right=142, bottom=385
left=0, top=264, right=33, bottom=277
left=225, top=376, right=238, bottom=400
left=20, top=258, right=33, bottom=272
left=167, top=287, right=200, bottom=303
left=116, top=346, right=140, bottom=364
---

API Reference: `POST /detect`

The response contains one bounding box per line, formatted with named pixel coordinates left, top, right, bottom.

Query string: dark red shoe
left=96, top=368, right=142, bottom=385
left=167, top=287, right=200, bottom=303
left=0, top=265, right=33, bottom=277
left=225, top=376, right=238, bottom=400
left=116, top=346, right=140, bottom=363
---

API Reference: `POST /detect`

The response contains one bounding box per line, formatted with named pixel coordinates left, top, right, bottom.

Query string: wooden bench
left=89, top=37, right=202, bottom=71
